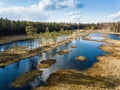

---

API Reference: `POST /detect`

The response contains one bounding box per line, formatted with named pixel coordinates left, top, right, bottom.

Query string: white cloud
left=38, top=0, right=84, bottom=10
left=65, top=11, right=80, bottom=16
left=0, top=0, right=83, bottom=22
left=70, top=15, right=81, bottom=20
left=107, top=11, right=120, bottom=20
left=0, top=2, right=48, bottom=21
left=65, top=11, right=81, bottom=22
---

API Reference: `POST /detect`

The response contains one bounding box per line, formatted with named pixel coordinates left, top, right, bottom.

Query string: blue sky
left=0, top=0, right=120, bottom=23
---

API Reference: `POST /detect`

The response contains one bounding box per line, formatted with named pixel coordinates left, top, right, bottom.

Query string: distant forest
left=0, top=18, right=119, bottom=36
left=0, top=18, right=96, bottom=36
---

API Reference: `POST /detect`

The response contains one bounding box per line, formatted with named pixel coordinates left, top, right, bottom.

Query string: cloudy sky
left=0, top=0, right=120, bottom=23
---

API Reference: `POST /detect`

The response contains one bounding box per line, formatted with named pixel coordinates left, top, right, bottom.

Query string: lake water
left=108, top=34, right=120, bottom=40
left=0, top=36, right=67, bottom=52
left=0, top=33, right=119, bottom=90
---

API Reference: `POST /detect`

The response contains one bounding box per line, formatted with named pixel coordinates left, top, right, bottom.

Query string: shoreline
left=97, top=30, right=120, bottom=36
left=11, top=70, right=42, bottom=87
left=0, top=30, right=91, bottom=67
left=34, top=31, right=120, bottom=90
left=0, top=35, right=32, bottom=45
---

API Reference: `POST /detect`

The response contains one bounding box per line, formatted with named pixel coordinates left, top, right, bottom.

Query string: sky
left=0, top=0, right=120, bottom=23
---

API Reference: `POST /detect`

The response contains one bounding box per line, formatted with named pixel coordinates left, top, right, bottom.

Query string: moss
left=57, top=50, right=71, bottom=55
left=37, top=59, right=56, bottom=68
left=75, top=56, right=86, bottom=61
left=11, top=70, right=42, bottom=87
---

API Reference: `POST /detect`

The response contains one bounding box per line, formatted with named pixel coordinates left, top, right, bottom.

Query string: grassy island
left=75, top=56, right=87, bottom=61
left=37, top=59, right=56, bottom=68
left=12, top=70, right=42, bottom=87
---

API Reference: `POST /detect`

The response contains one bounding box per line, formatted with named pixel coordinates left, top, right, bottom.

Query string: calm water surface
left=0, top=36, right=67, bottom=52
left=0, top=33, right=119, bottom=90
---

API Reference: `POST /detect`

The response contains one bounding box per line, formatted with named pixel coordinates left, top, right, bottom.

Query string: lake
left=0, top=33, right=119, bottom=90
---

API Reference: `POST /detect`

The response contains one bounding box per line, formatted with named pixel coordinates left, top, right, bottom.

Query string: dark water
left=0, top=36, right=67, bottom=52
left=0, top=56, right=40, bottom=90
left=108, top=34, right=120, bottom=40
left=0, top=38, right=107, bottom=89
left=0, top=33, right=118, bottom=90
left=0, top=39, right=40, bottom=52
left=0, top=33, right=119, bottom=52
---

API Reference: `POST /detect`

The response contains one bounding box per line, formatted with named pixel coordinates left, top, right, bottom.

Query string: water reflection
left=0, top=33, right=115, bottom=90
left=108, top=34, right=120, bottom=40
left=0, top=56, right=39, bottom=90
left=0, top=36, right=68, bottom=52
left=0, top=40, right=40, bottom=52
left=39, top=38, right=108, bottom=83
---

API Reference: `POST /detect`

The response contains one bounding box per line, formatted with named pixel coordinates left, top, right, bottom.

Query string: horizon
left=0, top=0, right=120, bottom=23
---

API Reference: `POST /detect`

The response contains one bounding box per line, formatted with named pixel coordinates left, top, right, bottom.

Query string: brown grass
left=34, top=69, right=120, bottom=90
left=0, top=35, right=31, bottom=44
left=0, top=30, right=92, bottom=67
left=75, top=56, right=86, bottom=61
left=37, top=59, right=56, bottom=68
left=0, top=53, right=20, bottom=67
left=70, top=46, right=77, bottom=48
left=11, top=70, right=42, bottom=87
left=57, top=50, right=71, bottom=55
left=35, top=34, right=120, bottom=90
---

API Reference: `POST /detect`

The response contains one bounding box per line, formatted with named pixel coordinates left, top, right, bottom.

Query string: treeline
left=101, top=22, right=120, bottom=33
left=2, top=18, right=114, bottom=37
left=0, top=18, right=89, bottom=36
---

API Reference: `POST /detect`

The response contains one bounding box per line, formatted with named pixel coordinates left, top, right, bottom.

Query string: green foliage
left=26, top=25, right=37, bottom=36
left=0, top=18, right=86, bottom=36
left=85, top=26, right=90, bottom=30
left=25, top=25, right=37, bottom=50
left=91, top=25, right=95, bottom=30
left=112, top=22, right=120, bottom=33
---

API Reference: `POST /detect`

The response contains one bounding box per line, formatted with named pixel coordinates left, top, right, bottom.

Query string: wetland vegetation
left=0, top=20, right=120, bottom=90
left=11, top=70, right=42, bottom=87
left=37, top=59, right=56, bottom=68
left=0, top=0, right=120, bottom=90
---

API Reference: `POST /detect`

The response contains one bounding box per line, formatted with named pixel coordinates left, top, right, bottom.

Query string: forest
left=0, top=18, right=120, bottom=37
left=0, top=18, right=99, bottom=36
